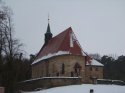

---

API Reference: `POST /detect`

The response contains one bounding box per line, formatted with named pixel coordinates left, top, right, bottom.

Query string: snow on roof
left=32, top=51, right=70, bottom=65
left=86, top=59, right=104, bottom=66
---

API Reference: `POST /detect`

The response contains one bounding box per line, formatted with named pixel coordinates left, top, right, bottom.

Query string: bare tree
left=0, top=3, right=7, bottom=85
left=0, top=6, right=23, bottom=61
left=0, top=5, right=23, bottom=92
left=89, top=53, right=101, bottom=60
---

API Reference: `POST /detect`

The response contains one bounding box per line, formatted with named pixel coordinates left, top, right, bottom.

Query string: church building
left=31, top=22, right=104, bottom=84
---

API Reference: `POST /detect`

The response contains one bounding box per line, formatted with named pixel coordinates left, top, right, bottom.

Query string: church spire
left=45, top=16, right=53, bottom=44
left=46, top=14, right=51, bottom=33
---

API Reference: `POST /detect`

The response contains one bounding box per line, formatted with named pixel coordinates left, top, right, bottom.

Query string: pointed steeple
left=46, top=23, right=51, bottom=33
left=44, top=16, right=53, bottom=44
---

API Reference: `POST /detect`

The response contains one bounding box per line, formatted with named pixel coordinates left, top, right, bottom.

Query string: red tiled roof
left=34, top=27, right=85, bottom=63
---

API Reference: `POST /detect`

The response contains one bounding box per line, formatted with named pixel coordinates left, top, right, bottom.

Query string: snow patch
left=22, top=84, right=125, bottom=93
left=86, top=59, right=104, bottom=66
left=32, top=51, right=70, bottom=65
left=42, top=77, right=81, bottom=79
left=70, top=32, right=74, bottom=47
left=70, top=32, right=77, bottom=47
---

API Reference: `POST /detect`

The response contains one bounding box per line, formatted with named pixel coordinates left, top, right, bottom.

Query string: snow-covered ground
left=23, top=84, right=125, bottom=93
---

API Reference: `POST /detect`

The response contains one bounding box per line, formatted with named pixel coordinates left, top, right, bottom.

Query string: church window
left=48, top=74, right=50, bottom=77
left=75, top=68, right=77, bottom=73
left=71, top=71, right=74, bottom=77
left=90, top=75, right=92, bottom=79
left=56, top=72, right=59, bottom=76
left=52, top=64, right=54, bottom=73
left=62, top=63, right=65, bottom=74
left=90, top=67, right=92, bottom=71
left=96, top=75, right=99, bottom=78
left=74, top=63, right=81, bottom=76
left=95, top=67, right=98, bottom=71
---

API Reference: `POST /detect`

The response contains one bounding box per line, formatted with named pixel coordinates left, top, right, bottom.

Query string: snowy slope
left=23, top=84, right=125, bottom=93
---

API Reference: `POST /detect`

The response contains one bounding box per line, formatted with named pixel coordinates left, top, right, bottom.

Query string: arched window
left=62, top=63, right=65, bottom=74
left=90, top=67, right=92, bottom=71
left=71, top=71, right=74, bottom=77
left=95, top=67, right=98, bottom=71
left=74, top=63, right=81, bottom=76
left=56, top=72, right=59, bottom=76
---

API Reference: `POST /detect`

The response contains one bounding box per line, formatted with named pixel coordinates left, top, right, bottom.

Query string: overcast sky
left=3, top=0, right=125, bottom=57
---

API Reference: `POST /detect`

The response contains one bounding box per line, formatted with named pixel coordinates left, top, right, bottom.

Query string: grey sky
left=3, top=0, right=125, bottom=57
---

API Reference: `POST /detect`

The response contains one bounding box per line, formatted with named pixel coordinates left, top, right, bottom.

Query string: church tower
left=44, top=18, right=53, bottom=44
